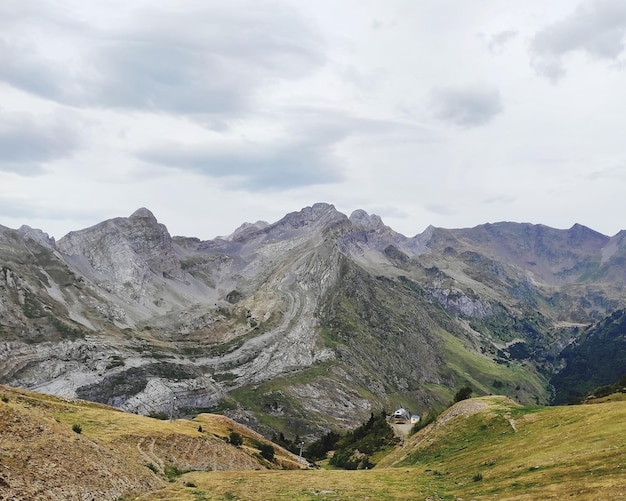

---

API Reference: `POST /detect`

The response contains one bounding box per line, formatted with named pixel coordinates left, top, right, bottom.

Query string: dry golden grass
left=0, top=385, right=302, bottom=500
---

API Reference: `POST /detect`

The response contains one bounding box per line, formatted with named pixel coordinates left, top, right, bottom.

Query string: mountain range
left=1, top=203, right=625, bottom=438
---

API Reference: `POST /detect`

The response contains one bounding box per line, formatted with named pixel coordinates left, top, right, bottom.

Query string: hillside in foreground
left=3, top=386, right=626, bottom=500
left=0, top=385, right=304, bottom=501
left=143, top=396, right=626, bottom=500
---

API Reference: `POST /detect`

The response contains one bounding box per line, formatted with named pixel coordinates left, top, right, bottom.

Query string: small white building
left=410, top=415, right=420, bottom=424
left=392, top=406, right=410, bottom=421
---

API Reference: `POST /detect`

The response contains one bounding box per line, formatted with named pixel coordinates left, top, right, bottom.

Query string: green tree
left=454, top=386, right=473, bottom=402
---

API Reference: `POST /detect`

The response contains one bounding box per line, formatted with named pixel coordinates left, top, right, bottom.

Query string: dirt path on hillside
left=391, top=422, right=413, bottom=438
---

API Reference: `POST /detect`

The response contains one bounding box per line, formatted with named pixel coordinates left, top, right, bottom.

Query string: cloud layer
left=0, top=1, right=324, bottom=115
left=1, top=0, right=625, bottom=240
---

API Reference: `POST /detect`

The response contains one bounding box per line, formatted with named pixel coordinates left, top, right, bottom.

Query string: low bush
left=229, top=431, right=243, bottom=446
left=259, top=443, right=275, bottom=461
left=164, top=465, right=184, bottom=481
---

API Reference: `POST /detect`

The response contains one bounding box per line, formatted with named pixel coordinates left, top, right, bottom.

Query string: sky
left=1, top=0, right=626, bottom=240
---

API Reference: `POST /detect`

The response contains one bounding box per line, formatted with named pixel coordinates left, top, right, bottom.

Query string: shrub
left=1, top=395, right=8, bottom=403
left=146, top=463, right=158, bottom=473
left=229, top=431, right=243, bottom=446
left=473, top=472, right=483, bottom=482
left=164, top=465, right=184, bottom=481
left=259, top=443, right=275, bottom=461
left=72, top=424, right=82, bottom=434
left=454, top=386, right=473, bottom=402
left=198, top=425, right=203, bottom=432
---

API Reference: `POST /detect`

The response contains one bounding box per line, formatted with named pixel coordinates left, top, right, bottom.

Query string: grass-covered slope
left=0, top=385, right=304, bottom=500
left=144, top=396, right=626, bottom=500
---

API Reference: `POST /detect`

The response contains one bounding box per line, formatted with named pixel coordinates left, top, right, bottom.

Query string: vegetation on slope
left=327, top=411, right=398, bottom=469
left=550, top=308, right=626, bottom=404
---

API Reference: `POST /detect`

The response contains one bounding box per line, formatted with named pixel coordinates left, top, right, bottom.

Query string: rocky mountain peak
left=226, top=221, right=270, bottom=241
left=56, top=208, right=182, bottom=302
left=269, top=203, right=346, bottom=233
left=129, top=207, right=158, bottom=221
left=566, top=223, right=609, bottom=248
left=349, top=209, right=385, bottom=231
left=17, top=225, right=55, bottom=249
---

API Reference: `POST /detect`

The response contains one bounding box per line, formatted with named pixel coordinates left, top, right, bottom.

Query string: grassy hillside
left=4, top=385, right=626, bottom=500
left=0, top=385, right=304, bottom=500
left=143, top=396, right=626, bottom=500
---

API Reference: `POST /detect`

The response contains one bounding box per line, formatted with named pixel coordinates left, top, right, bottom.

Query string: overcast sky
left=1, top=0, right=626, bottom=240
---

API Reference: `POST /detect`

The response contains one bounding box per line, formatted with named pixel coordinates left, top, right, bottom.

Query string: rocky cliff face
left=1, top=204, right=625, bottom=438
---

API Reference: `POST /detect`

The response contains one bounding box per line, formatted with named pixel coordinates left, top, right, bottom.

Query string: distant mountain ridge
left=1, top=203, right=625, bottom=438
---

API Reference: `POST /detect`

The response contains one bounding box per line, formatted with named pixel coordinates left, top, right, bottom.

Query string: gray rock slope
left=1, top=204, right=625, bottom=436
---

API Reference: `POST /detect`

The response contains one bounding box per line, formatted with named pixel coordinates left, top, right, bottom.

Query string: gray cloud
left=425, top=204, right=458, bottom=216
left=530, top=0, right=626, bottom=81
left=138, top=136, right=343, bottom=192
left=430, top=84, right=503, bottom=127
left=137, top=108, right=436, bottom=191
left=0, top=111, right=80, bottom=175
left=0, top=1, right=324, bottom=115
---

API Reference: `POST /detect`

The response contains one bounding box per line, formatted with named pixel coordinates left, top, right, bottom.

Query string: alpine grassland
left=3, top=385, right=626, bottom=499
left=139, top=396, right=626, bottom=500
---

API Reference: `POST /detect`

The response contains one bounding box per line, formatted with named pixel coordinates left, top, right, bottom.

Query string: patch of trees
left=304, top=430, right=341, bottom=461
left=271, top=432, right=304, bottom=456
left=328, top=411, right=398, bottom=470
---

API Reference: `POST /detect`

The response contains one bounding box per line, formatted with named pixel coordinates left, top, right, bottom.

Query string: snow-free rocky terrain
left=1, top=203, right=625, bottom=437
